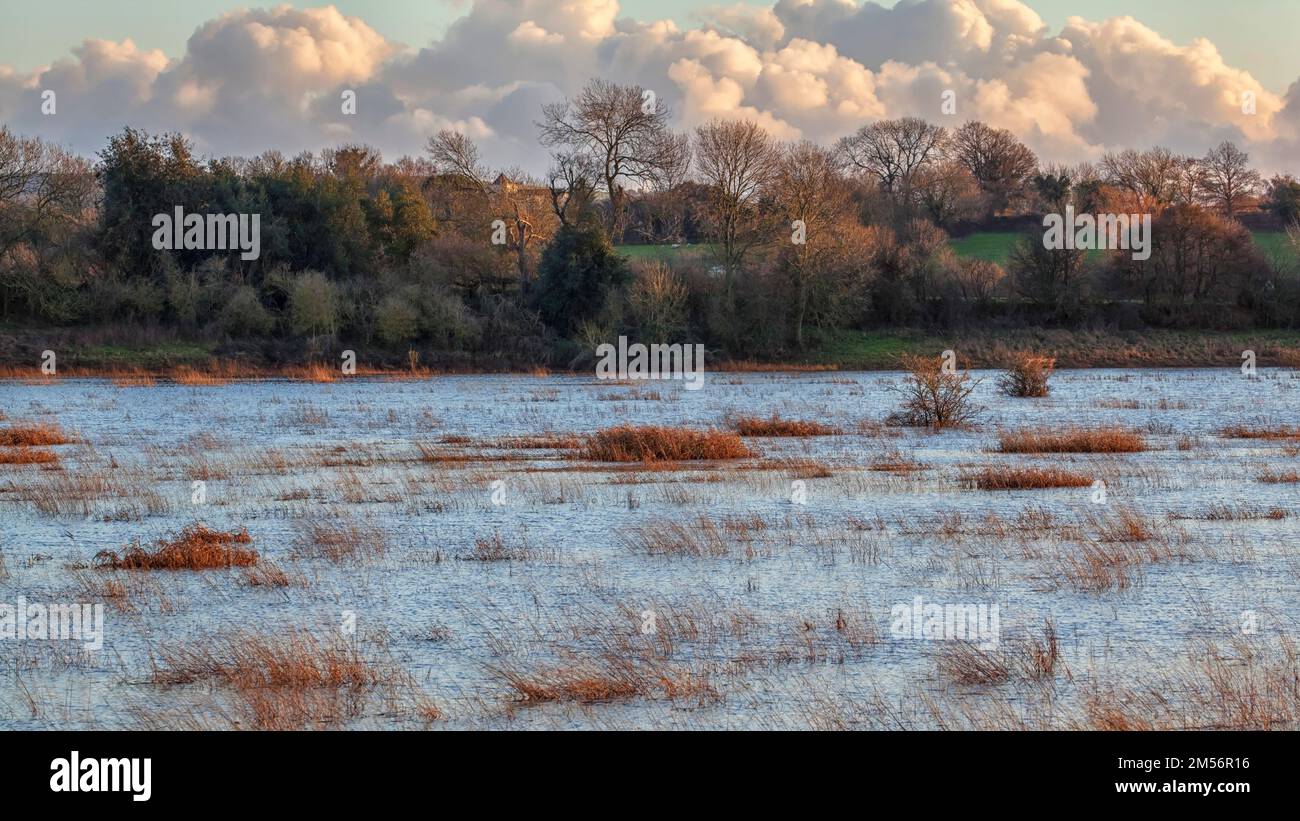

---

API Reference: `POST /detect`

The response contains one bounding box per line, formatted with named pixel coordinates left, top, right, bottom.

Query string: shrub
left=219, top=286, right=274, bottom=337
left=998, top=354, right=1055, bottom=397
left=886, top=353, right=982, bottom=428
left=374, top=293, right=420, bottom=345
left=288, top=271, right=338, bottom=337
left=628, top=260, right=688, bottom=342
left=533, top=222, right=630, bottom=336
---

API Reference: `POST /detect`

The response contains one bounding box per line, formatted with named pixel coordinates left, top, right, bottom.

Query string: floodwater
left=1, top=367, right=1298, bottom=729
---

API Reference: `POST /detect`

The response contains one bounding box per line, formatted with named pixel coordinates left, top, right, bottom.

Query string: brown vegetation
left=0, top=447, right=60, bottom=465
left=0, top=422, right=74, bottom=446
left=962, top=466, right=1093, bottom=490
left=996, top=426, right=1147, bottom=453
left=886, top=354, right=982, bottom=429
left=581, top=425, right=753, bottom=462
left=731, top=415, right=841, bottom=436
left=95, top=524, right=257, bottom=570
left=1259, top=469, right=1300, bottom=484
left=997, top=354, right=1055, bottom=397
left=292, top=517, right=387, bottom=562
left=1220, top=425, right=1300, bottom=440
left=150, top=630, right=439, bottom=729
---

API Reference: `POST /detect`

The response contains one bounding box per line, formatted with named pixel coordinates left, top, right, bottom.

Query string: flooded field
left=1, top=367, right=1298, bottom=730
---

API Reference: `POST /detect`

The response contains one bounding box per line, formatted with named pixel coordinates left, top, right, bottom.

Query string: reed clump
left=95, top=524, right=257, bottom=570
left=996, top=426, right=1146, bottom=453
left=581, top=425, right=753, bottom=462
left=962, top=466, right=1093, bottom=490
left=0, top=422, right=74, bottom=447
left=731, top=415, right=841, bottom=437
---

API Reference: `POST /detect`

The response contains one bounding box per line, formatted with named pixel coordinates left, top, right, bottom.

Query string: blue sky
left=4, top=0, right=1298, bottom=91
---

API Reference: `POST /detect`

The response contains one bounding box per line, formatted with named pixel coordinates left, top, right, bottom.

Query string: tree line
left=3, top=78, right=1300, bottom=366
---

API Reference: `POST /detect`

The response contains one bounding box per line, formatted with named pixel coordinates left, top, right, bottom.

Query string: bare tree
left=0, top=128, right=96, bottom=318
left=912, top=159, right=983, bottom=226
left=693, top=119, right=780, bottom=292
left=629, top=131, right=692, bottom=244
left=773, top=140, right=852, bottom=348
left=1201, top=140, right=1262, bottom=217
left=425, top=130, right=489, bottom=196
left=544, top=150, right=596, bottom=227
left=538, top=79, right=679, bottom=238
left=951, top=121, right=1038, bottom=217
left=426, top=129, right=555, bottom=282
left=0, top=127, right=95, bottom=258
left=1100, top=147, right=1184, bottom=212
left=837, top=117, right=949, bottom=202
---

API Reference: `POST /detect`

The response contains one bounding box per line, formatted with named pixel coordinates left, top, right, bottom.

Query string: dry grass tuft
left=1082, top=637, right=1300, bottom=730
left=150, top=630, right=434, bottom=729
left=95, top=524, right=256, bottom=570
left=621, top=516, right=761, bottom=559
left=731, top=415, right=841, bottom=437
left=581, top=425, right=753, bottom=462
left=996, top=426, right=1146, bottom=453
left=460, top=533, right=535, bottom=562
left=292, top=517, right=387, bottom=562
left=1091, top=507, right=1159, bottom=543
left=962, top=466, right=1093, bottom=490
left=0, top=422, right=74, bottom=447
left=287, top=362, right=337, bottom=383
left=1258, top=469, right=1300, bottom=484
left=0, top=447, right=60, bottom=465
left=868, top=449, right=925, bottom=473
left=496, top=663, right=641, bottom=704
left=937, top=619, right=1061, bottom=686
left=937, top=642, right=1012, bottom=685
left=1044, top=509, right=1189, bottom=592
left=1220, top=425, right=1300, bottom=440
left=170, top=366, right=229, bottom=386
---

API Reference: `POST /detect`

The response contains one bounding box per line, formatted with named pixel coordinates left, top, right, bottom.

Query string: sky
left=1, top=0, right=1298, bottom=173
left=5, top=0, right=1298, bottom=90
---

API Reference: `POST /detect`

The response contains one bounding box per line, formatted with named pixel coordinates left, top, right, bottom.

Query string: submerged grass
left=996, top=427, right=1146, bottom=454
left=95, top=524, right=257, bottom=570
left=581, top=425, right=753, bottom=462
left=731, top=415, right=842, bottom=437
left=962, top=466, right=1094, bottom=490
left=0, top=422, right=74, bottom=447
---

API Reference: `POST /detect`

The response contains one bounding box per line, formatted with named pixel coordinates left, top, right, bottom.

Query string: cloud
left=0, top=0, right=1295, bottom=174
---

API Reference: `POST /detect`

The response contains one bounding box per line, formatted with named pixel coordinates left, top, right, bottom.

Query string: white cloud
left=0, top=0, right=1294, bottom=174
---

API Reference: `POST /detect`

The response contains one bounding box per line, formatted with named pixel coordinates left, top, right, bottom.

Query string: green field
left=623, top=233, right=1297, bottom=268
left=618, top=243, right=719, bottom=263
left=949, top=230, right=1296, bottom=267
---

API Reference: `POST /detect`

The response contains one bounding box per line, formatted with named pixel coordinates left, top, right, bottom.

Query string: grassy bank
left=2, top=327, right=1298, bottom=378
left=809, top=328, right=1300, bottom=369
